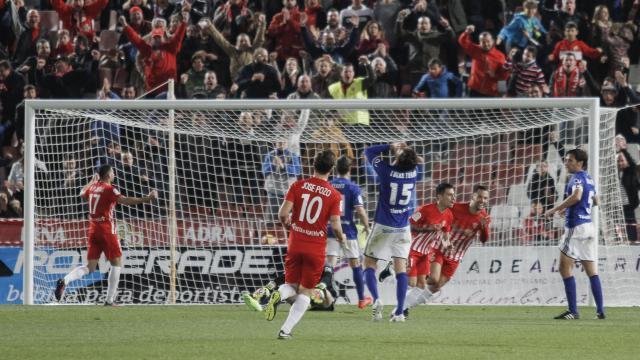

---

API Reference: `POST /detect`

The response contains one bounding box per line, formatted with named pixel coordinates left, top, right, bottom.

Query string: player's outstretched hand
left=544, top=208, right=555, bottom=218
left=148, top=190, right=158, bottom=201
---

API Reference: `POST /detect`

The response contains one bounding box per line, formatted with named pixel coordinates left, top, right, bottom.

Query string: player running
left=54, top=164, right=157, bottom=305
left=326, top=156, right=372, bottom=309
left=362, top=142, right=420, bottom=322
left=264, top=150, right=345, bottom=339
left=402, top=184, right=490, bottom=313
left=545, top=149, right=604, bottom=320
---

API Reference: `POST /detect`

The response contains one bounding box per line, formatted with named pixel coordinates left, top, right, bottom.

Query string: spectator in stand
left=373, top=0, right=402, bottom=49
left=397, top=8, right=454, bottom=88
left=121, top=84, right=137, bottom=99
left=122, top=0, right=153, bottom=21
left=458, top=25, right=510, bottom=97
left=206, top=14, right=266, bottom=82
left=527, top=160, right=557, bottom=212
left=213, top=0, right=254, bottom=42
left=413, top=58, right=462, bottom=98
left=127, top=6, right=152, bottom=38
left=340, top=0, right=374, bottom=29
left=0, top=192, right=20, bottom=218
left=14, top=84, right=37, bottom=141
left=53, top=29, right=74, bottom=58
left=153, top=0, right=175, bottom=22
left=50, top=0, right=108, bottom=41
left=306, top=110, right=354, bottom=163
left=36, top=55, right=95, bottom=98
left=278, top=57, right=302, bottom=98
left=600, top=22, right=636, bottom=78
left=311, top=55, right=342, bottom=98
left=301, top=13, right=360, bottom=65
left=57, top=155, right=87, bottom=216
left=13, top=9, right=45, bottom=68
left=548, top=22, right=602, bottom=64
left=617, top=149, right=640, bottom=243
left=541, top=0, right=589, bottom=43
left=119, top=2, right=189, bottom=95
left=354, top=20, right=389, bottom=58
left=0, top=0, right=25, bottom=58
left=232, top=47, right=280, bottom=98
left=497, top=0, right=546, bottom=52
left=70, top=34, right=100, bottom=73
left=0, top=61, right=25, bottom=133
left=328, top=57, right=375, bottom=126
left=287, top=74, right=319, bottom=99
left=303, top=0, right=324, bottom=31
left=180, top=52, right=207, bottom=98
left=115, top=150, right=150, bottom=218
left=505, top=45, right=548, bottom=97
left=522, top=200, right=551, bottom=244
left=590, top=5, right=611, bottom=48
left=268, top=0, right=304, bottom=63
left=549, top=53, right=587, bottom=97
left=400, top=0, right=445, bottom=33
left=322, top=8, right=345, bottom=41
left=192, top=70, right=226, bottom=99
left=176, top=14, right=226, bottom=87
left=367, top=51, right=398, bottom=98
left=262, top=140, right=301, bottom=227
left=603, top=71, right=640, bottom=144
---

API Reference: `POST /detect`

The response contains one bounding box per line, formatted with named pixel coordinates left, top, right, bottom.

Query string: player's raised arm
left=278, top=200, right=293, bottom=227
left=79, top=174, right=99, bottom=198
left=117, top=190, right=158, bottom=205
left=364, top=143, right=391, bottom=164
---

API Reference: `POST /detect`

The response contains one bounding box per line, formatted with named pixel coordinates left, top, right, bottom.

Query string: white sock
left=278, top=283, right=297, bottom=301
left=106, top=266, right=121, bottom=304
left=403, top=287, right=423, bottom=310
left=281, top=294, right=310, bottom=334
left=64, top=266, right=89, bottom=285
left=419, top=287, right=434, bottom=304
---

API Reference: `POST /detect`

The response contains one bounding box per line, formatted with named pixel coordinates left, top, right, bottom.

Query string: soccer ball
left=310, top=288, right=325, bottom=305
left=252, top=287, right=270, bottom=301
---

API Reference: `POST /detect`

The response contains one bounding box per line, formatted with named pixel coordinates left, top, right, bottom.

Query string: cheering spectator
left=192, top=70, right=226, bottom=99
left=397, top=8, right=454, bottom=88
left=213, top=0, right=254, bottom=41
left=354, top=20, right=389, bottom=58
left=603, top=72, right=640, bottom=144
left=548, top=22, right=602, bottom=64
left=52, top=30, right=74, bottom=58
left=153, top=0, right=175, bottom=22
left=340, top=0, right=374, bottom=28
left=267, top=0, right=304, bottom=62
left=400, top=0, right=444, bottom=33
left=617, top=149, right=640, bottom=243
left=322, top=8, right=345, bottom=40
left=301, top=13, right=360, bottom=65
left=504, top=45, right=547, bottom=97
left=13, top=9, right=45, bottom=67
left=600, top=22, right=636, bottom=78
left=180, top=52, right=207, bottom=98
left=549, top=53, right=587, bottom=97
left=206, top=14, right=266, bottom=82
left=122, top=0, right=153, bottom=20
left=497, top=0, right=546, bottom=51
left=50, top=0, right=108, bottom=41
left=527, top=160, right=557, bottom=212
left=70, top=34, right=100, bottom=73
left=590, top=5, right=611, bottom=48
left=287, top=74, right=319, bottom=99
left=127, top=6, right=152, bottom=37
left=119, top=3, right=189, bottom=95
left=458, top=25, right=509, bottom=97
left=413, top=58, right=462, bottom=98
left=373, top=0, right=402, bottom=49
left=367, top=48, right=398, bottom=98
left=311, top=55, right=342, bottom=98
left=327, top=56, right=374, bottom=126
left=0, top=192, right=20, bottom=218
left=541, top=0, right=589, bottom=43
left=233, top=47, right=280, bottom=98
left=277, top=57, right=301, bottom=98
left=0, top=61, right=25, bottom=129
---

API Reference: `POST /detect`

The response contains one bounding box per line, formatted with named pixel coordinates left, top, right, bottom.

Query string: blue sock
left=352, top=266, right=365, bottom=301
left=363, top=267, right=379, bottom=301
left=589, top=275, right=604, bottom=315
left=395, top=272, right=408, bottom=316
left=563, top=276, right=578, bottom=314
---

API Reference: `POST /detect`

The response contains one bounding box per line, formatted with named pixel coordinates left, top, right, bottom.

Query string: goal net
left=23, top=98, right=640, bottom=306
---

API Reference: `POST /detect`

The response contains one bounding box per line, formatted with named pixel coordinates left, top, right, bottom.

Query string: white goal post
left=22, top=98, right=638, bottom=306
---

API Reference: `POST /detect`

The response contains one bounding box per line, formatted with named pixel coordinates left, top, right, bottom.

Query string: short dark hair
left=336, top=156, right=352, bottom=176
left=98, top=164, right=112, bottom=179
left=565, top=21, right=578, bottom=30
left=473, top=184, right=488, bottom=193
left=428, top=58, right=442, bottom=68
left=342, top=62, right=354, bottom=69
left=313, top=150, right=336, bottom=174
left=0, top=60, right=11, bottom=70
left=436, top=182, right=454, bottom=196
left=24, top=84, right=36, bottom=92
left=395, top=147, right=418, bottom=172
left=567, top=148, right=588, bottom=169
left=524, top=45, right=537, bottom=57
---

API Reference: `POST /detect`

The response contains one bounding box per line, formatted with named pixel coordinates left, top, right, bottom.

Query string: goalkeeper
left=242, top=265, right=337, bottom=311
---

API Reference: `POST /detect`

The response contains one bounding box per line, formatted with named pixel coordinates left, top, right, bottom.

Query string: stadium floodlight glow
left=22, top=98, right=637, bottom=306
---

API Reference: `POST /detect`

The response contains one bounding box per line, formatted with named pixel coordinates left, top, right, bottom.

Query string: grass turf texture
left=1, top=305, right=637, bottom=359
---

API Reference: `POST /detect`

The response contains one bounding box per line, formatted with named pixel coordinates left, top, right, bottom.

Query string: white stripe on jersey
left=436, top=227, right=479, bottom=261
left=410, top=231, right=444, bottom=254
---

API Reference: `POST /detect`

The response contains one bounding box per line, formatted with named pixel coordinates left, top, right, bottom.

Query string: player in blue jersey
left=327, top=156, right=372, bottom=309
left=363, top=142, right=420, bottom=322
left=545, top=148, right=605, bottom=320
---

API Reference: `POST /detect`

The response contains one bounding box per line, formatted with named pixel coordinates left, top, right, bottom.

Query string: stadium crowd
left=0, top=0, right=639, bottom=242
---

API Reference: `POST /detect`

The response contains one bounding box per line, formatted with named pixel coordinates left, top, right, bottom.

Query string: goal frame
left=22, top=98, right=600, bottom=305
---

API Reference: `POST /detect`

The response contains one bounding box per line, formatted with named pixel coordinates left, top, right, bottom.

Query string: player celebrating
left=403, top=184, right=490, bottom=312
left=264, top=150, right=345, bottom=339
left=402, top=183, right=454, bottom=313
left=362, top=142, right=420, bottom=322
left=545, top=149, right=605, bottom=320
left=54, top=164, right=157, bottom=305
left=327, top=156, right=371, bottom=309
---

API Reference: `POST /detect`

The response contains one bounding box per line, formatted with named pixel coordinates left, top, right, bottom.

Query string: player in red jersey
left=264, top=150, right=344, bottom=339
left=403, top=184, right=490, bottom=312
left=54, top=164, right=157, bottom=305
left=398, top=183, right=454, bottom=315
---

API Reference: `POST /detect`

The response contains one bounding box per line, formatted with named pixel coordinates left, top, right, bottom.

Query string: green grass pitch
left=1, top=305, right=638, bottom=359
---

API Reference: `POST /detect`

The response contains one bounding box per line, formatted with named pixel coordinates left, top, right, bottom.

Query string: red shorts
left=87, top=221, right=121, bottom=261
left=284, top=249, right=325, bottom=289
left=431, top=249, right=460, bottom=279
left=408, top=249, right=430, bottom=277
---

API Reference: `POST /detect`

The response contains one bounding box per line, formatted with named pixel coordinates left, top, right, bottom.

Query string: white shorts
left=364, top=223, right=411, bottom=261
left=558, top=223, right=596, bottom=261
left=326, top=238, right=360, bottom=259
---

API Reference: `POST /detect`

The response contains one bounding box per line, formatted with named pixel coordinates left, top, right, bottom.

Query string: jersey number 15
left=390, top=182, right=414, bottom=206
